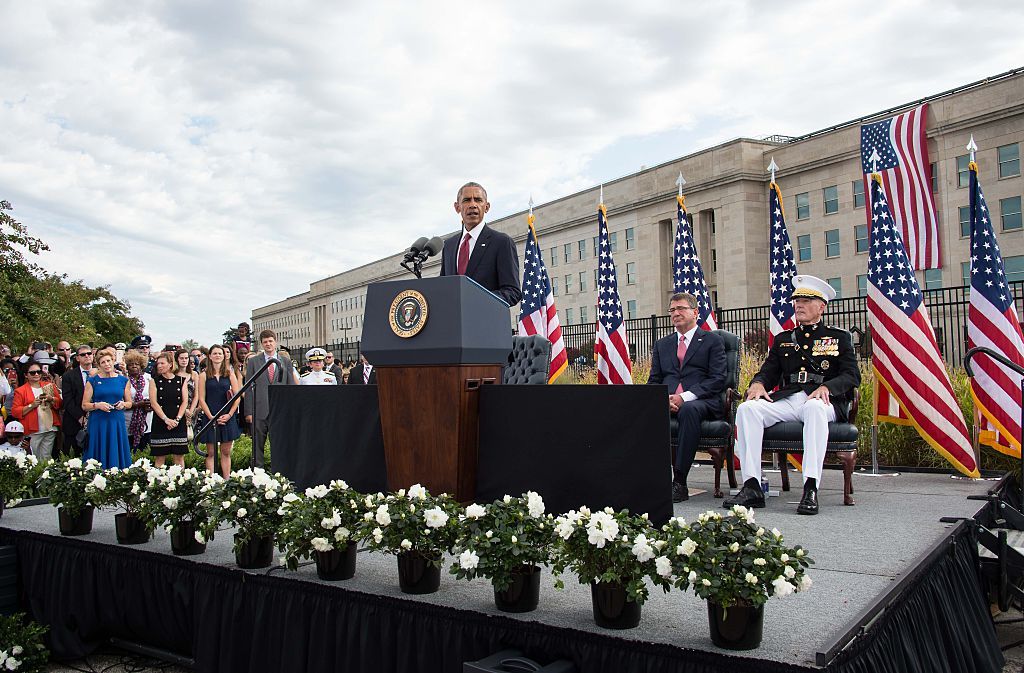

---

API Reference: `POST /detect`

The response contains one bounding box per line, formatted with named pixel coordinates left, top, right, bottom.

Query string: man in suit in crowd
left=440, top=182, right=522, bottom=307
left=649, top=292, right=727, bottom=502
left=347, top=353, right=376, bottom=385
left=243, top=329, right=294, bottom=468
left=324, top=352, right=344, bottom=381
left=59, top=344, right=93, bottom=458
left=724, top=275, right=860, bottom=515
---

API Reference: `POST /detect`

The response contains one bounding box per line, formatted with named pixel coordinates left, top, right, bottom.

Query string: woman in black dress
left=148, top=352, right=189, bottom=467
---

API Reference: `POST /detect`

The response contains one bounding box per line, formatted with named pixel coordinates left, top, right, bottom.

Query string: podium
left=362, top=276, right=512, bottom=500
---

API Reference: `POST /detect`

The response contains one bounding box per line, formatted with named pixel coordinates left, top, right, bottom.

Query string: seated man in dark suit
left=648, top=292, right=727, bottom=502
left=440, top=182, right=522, bottom=307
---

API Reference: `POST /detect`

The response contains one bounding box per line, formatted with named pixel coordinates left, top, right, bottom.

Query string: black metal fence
left=560, top=282, right=1024, bottom=366
left=284, top=341, right=363, bottom=368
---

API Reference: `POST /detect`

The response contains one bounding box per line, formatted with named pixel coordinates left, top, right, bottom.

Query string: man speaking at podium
left=440, top=182, right=522, bottom=306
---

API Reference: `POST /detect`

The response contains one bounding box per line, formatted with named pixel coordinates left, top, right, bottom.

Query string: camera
left=31, top=342, right=46, bottom=351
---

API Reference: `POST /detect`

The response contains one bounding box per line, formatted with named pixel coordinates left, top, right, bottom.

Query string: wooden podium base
left=376, top=364, right=501, bottom=500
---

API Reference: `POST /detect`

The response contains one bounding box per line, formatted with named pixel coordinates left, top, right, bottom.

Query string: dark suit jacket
left=648, top=329, right=727, bottom=414
left=242, top=352, right=294, bottom=421
left=61, top=365, right=87, bottom=432
left=440, top=224, right=522, bottom=306
left=347, top=363, right=377, bottom=385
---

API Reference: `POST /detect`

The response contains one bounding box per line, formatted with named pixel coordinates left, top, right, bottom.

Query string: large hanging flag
left=594, top=192, right=632, bottom=385
left=866, top=172, right=978, bottom=477
left=860, top=104, right=940, bottom=270
left=673, top=173, right=717, bottom=330
left=768, top=177, right=798, bottom=346
left=518, top=204, right=568, bottom=384
left=967, top=147, right=1024, bottom=457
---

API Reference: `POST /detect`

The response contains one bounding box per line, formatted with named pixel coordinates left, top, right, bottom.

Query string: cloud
left=1, top=0, right=1022, bottom=345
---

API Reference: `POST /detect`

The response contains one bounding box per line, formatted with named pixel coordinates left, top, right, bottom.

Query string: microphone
left=402, top=237, right=430, bottom=263
left=423, top=237, right=444, bottom=257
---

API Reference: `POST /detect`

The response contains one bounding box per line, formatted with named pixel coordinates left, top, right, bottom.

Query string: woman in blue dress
left=198, top=344, right=241, bottom=477
left=81, top=347, right=133, bottom=468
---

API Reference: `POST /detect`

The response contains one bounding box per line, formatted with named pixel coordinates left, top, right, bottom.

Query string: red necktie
left=457, top=233, right=471, bottom=275
left=267, top=361, right=276, bottom=382
left=675, top=335, right=687, bottom=394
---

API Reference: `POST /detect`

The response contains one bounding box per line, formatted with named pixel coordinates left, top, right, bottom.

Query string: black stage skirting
left=0, top=519, right=1002, bottom=673
left=270, top=385, right=673, bottom=524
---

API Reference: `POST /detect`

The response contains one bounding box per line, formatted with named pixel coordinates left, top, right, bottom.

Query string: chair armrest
left=849, top=387, right=861, bottom=418
left=725, top=388, right=739, bottom=425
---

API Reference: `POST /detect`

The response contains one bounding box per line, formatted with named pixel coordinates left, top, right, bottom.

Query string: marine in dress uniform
left=724, top=275, right=860, bottom=515
left=300, top=348, right=338, bottom=385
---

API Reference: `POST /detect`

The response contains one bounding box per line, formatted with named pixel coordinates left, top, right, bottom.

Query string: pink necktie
left=457, top=233, right=471, bottom=275
left=267, top=361, right=276, bottom=382
left=675, top=335, right=687, bottom=394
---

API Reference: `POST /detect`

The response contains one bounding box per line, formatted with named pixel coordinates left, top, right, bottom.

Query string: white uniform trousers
left=734, top=391, right=835, bottom=485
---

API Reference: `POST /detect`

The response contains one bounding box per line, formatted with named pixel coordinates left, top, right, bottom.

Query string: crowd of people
left=0, top=321, right=375, bottom=477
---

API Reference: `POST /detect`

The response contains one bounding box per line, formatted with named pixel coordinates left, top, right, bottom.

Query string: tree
left=180, top=338, right=199, bottom=351
left=0, top=201, right=145, bottom=348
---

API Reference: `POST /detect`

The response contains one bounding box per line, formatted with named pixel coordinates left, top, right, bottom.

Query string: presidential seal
left=389, top=290, right=428, bottom=338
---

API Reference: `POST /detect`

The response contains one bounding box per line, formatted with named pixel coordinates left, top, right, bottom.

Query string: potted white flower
left=450, top=492, right=554, bottom=613
left=97, top=459, right=157, bottom=545
left=36, top=458, right=106, bottom=536
left=364, top=484, right=461, bottom=594
left=661, top=506, right=813, bottom=650
left=0, top=612, right=48, bottom=672
left=277, top=480, right=371, bottom=581
left=144, top=465, right=223, bottom=556
left=206, top=468, right=293, bottom=569
left=551, top=506, right=670, bottom=630
left=0, top=452, right=39, bottom=516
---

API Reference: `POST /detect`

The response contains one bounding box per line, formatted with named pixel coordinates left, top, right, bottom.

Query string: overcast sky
left=2, top=0, right=1022, bottom=346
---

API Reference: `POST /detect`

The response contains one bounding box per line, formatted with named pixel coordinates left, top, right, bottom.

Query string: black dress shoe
left=672, top=482, right=689, bottom=503
left=797, top=487, right=819, bottom=515
left=723, top=479, right=765, bottom=509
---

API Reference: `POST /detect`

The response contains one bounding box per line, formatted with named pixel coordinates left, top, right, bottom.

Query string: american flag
left=866, top=174, right=978, bottom=477
left=768, top=182, right=798, bottom=345
left=967, top=161, right=1024, bottom=457
left=860, top=104, right=940, bottom=270
left=518, top=214, right=568, bottom=383
left=594, top=203, right=632, bottom=385
left=673, top=195, right=717, bottom=330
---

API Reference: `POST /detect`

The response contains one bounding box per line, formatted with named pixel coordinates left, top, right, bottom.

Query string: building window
left=1001, top=196, right=1022, bottom=231
left=550, top=247, right=557, bottom=267
left=564, top=274, right=573, bottom=294
left=961, top=262, right=970, bottom=287
left=580, top=306, right=589, bottom=323
left=594, top=268, right=599, bottom=287
left=796, top=193, right=810, bottom=220
left=626, top=300, right=637, bottom=320
left=565, top=308, right=574, bottom=325
left=1006, top=255, right=1024, bottom=283
left=999, top=144, right=1020, bottom=178
left=593, top=236, right=599, bottom=256
left=852, top=180, right=865, bottom=208
left=957, top=155, right=970, bottom=188
left=798, top=234, right=812, bottom=262
left=609, top=232, right=618, bottom=253
left=823, top=185, right=839, bottom=214
left=564, top=243, right=571, bottom=263
left=551, top=277, right=559, bottom=295
left=855, top=224, right=868, bottom=253
left=825, top=229, right=841, bottom=258
left=930, top=162, right=938, bottom=192
left=709, top=210, right=716, bottom=235
left=578, top=240, right=587, bottom=260
left=711, top=248, right=717, bottom=272
left=923, top=269, right=942, bottom=290
left=827, top=277, right=842, bottom=299
left=857, top=274, right=868, bottom=297
left=959, top=206, right=971, bottom=238
left=625, top=227, right=635, bottom=250
left=579, top=271, right=587, bottom=292
left=626, top=262, right=636, bottom=285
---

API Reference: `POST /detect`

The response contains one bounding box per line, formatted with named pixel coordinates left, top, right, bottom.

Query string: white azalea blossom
left=400, top=539, right=412, bottom=550
left=306, top=485, right=329, bottom=499
left=89, top=474, right=107, bottom=491
left=745, top=572, right=758, bottom=584
left=195, top=531, right=206, bottom=544
left=283, top=493, right=300, bottom=503
left=408, top=484, right=427, bottom=500
left=67, top=458, right=83, bottom=469
left=424, top=507, right=448, bottom=528
left=687, top=570, right=698, bottom=584
left=676, top=537, right=697, bottom=557
left=375, top=505, right=391, bottom=526
left=753, top=557, right=767, bottom=566
left=465, top=504, right=486, bottom=519
left=655, top=556, right=672, bottom=578
left=311, top=537, right=333, bottom=553
left=780, top=553, right=789, bottom=562
left=702, top=578, right=711, bottom=586
left=526, top=491, right=545, bottom=517
left=784, top=565, right=796, bottom=578
left=237, top=508, right=247, bottom=518
left=162, top=496, right=180, bottom=509
left=728, top=542, right=740, bottom=553
left=586, top=511, right=619, bottom=548
left=772, top=576, right=796, bottom=597
left=334, top=527, right=350, bottom=542
left=631, top=534, right=655, bottom=562
left=798, top=575, right=812, bottom=591
left=372, top=527, right=383, bottom=544
left=459, top=549, right=480, bottom=570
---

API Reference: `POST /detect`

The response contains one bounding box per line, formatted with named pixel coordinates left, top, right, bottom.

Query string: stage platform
left=0, top=468, right=1005, bottom=673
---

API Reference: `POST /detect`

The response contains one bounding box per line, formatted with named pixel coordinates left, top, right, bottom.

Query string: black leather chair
left=669, top=329, right=740, bottom=498
left=749, top=388, right=860, bottom=505
left=503, top=335, right=552, bottom=385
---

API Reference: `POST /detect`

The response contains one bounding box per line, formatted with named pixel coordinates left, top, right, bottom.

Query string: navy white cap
left=305, top=347, right=327, bottom=361
left=790, top=275, right=836, bottom=303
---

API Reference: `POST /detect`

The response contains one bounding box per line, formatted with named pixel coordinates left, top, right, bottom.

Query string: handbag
left=75, top=424, right=89, bottom=451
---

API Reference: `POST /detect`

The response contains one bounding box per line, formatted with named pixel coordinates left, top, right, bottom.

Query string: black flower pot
left=235, top=534, right=274, bottom=569
left=494, top=565, right=541, bottom=613
left=58, top=506, right=94, bottom=536
left=0, top=498, right=6, bottom=520
left=170, top=520, right=207, bottom=556
left=315, top=542, right=357, bottom=581
left=397, top=551, right=441, bottom=594
left=590, top=581, right=641, bottom=629
left=114, top=512, right=151, bottom=545
left=707, top=601, right=764, bottom=650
